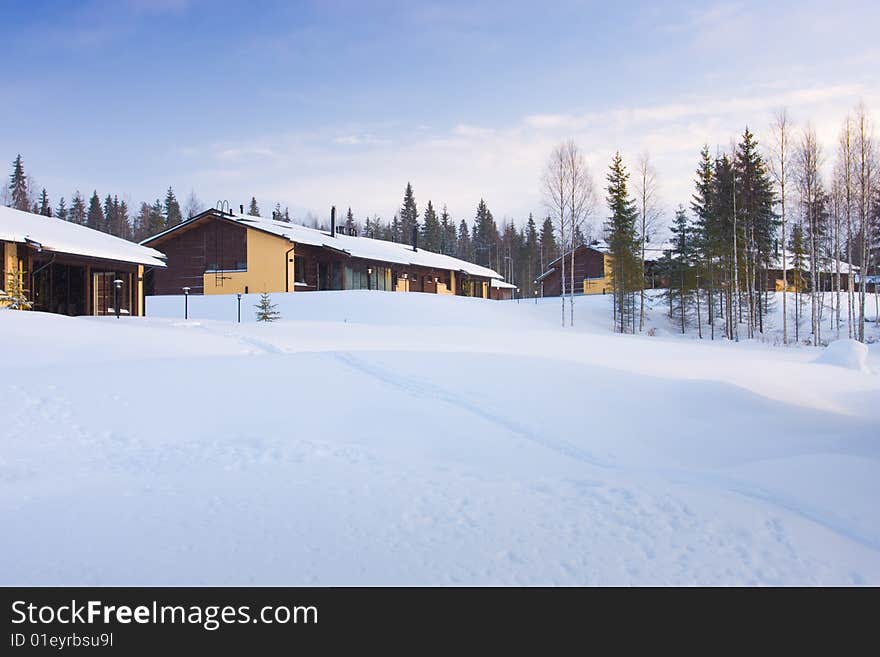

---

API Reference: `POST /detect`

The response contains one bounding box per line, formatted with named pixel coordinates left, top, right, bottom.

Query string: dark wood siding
left=150, top=219, right=246, bottom=295
left=540, top=246, right=605, bottom=296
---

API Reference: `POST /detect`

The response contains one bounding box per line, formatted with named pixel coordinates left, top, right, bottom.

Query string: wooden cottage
left=1, top=205, right=166, bottom=316
left=142, top=207, right=502, bottom=298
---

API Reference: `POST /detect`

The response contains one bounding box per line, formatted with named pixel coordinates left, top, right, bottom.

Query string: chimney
left=330, top=206, right=336, bottom=237
left=240, top=204, right=244, bottom=215
left=412, top=224, right=418, bottom=252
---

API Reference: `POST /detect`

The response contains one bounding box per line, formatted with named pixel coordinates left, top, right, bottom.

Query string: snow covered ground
left=2, top=290, right=879, bottom=585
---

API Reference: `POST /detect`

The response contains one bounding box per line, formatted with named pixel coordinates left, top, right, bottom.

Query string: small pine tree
left=70, top=191, right=87, bottom=225
left=248, top=196, right=260, bottom=216
left=55, top=197, right=68, bottom=221
left=37, top=188, right=52, bottom=216
left=86, top=191, right=104, bottom=231
left=1, top=269, right=33, bottom=310
left=8, top=154, right=30, bottom=211
left=605, top=152, right=641, bottom=333
left=255, top=292, right=280, bottom=322
left=164, top=187, right=183, bottom=227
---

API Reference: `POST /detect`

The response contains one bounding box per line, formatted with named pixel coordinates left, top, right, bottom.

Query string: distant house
left=142, top=207, right=503, bottom=298
left=489, top=278, right=517, bottom=300
left=1, top=205, right=166, bottom=316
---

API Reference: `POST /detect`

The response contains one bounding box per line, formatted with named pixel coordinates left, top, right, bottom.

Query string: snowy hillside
left=2, top=291, right=880, bottom=585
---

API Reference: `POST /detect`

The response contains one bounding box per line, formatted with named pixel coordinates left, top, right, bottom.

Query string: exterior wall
left=541, top=247, right=610, bottom=297
left=204, top=228, right=289, bottom=295
left=150, top=218, right=247, bottom=295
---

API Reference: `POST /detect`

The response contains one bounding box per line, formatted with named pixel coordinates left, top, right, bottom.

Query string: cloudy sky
left=4, top=0, right=879, bottom=228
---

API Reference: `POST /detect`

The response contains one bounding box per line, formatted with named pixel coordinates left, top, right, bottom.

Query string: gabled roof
left=0, top=205, right=166, bottom=267
left=144, top=209, right=502, bottom=279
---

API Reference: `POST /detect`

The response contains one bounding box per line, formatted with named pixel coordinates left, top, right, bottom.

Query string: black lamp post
left=182, top=286, right=190, bottom=319
left=516, top=287, right=520, bottom=304
left=367, top=267, right=372, bottom=291
left=113, top=279, right=123, bottom=319
left=534, top=289, right=538, bottom=305
left=237, top=293, right=242, bottom=323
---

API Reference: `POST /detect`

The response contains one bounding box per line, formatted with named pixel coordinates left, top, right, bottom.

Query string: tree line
left=541, top=102, right=879, bottom=345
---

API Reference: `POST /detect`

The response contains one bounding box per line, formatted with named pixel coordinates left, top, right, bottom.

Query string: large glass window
left=92, top=271, right=131, bottom=316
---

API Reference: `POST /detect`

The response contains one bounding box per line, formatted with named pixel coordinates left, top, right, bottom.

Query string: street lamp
left=516, top=287, right=520, bottom=304
left=113, top=279, right=123, bottom=319
left=182, top=286, right=190, bottom=319
left=367, top=267, right=372, bottom=291
left=534, top=289, right=538, bottom=305
left=236, top=293, right=242, bottom=323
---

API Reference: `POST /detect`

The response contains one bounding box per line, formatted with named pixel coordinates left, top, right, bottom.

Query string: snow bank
left=815, top=339, right=872, bottom=374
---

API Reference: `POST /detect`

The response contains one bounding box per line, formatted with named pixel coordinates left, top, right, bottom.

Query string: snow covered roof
left=0, top=205, right=166, bottom=267
left=490, top=279, right=517, bottom=289
left=146, top=211, right=502, bottom=279
left=767, top=254, right=858, bottom=275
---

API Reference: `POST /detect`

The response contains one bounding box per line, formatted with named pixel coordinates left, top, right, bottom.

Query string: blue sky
left=4, top=0, right=879, bottom=228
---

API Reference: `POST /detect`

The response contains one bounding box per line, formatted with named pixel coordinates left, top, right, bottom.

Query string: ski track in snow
left=331, top=350, right=880, bottom=555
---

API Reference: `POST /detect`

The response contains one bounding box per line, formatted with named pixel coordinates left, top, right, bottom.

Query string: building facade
left=1, top=206, right=166, bottom=316
left=142, top=208, right=501, bottom=298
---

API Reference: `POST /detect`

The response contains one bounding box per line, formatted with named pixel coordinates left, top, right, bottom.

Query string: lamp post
left=367, top=267, right=372, bottom=291
left=534, top=289, right=538, bottom=305
left=182, top=286, right=190, bottom=319
left=516, top=287, right=520, bottom=304
left=113, top=279, right=123, bottom=319
left=237, top=293, right=242, bottom=323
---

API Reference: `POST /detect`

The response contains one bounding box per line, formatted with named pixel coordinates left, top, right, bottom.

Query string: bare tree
left=854, top=102, right=876, bottom=342
left=634, top=152, right=661, bottom=331
left=770, top=109, right=792, bottom=344
left=183, top=190, right=203, bottom=220
left=796, top=124, right=824, bottom=346
left=563, top=140, right=597, bottom=327
left=543, top=144, right=568, bottom=327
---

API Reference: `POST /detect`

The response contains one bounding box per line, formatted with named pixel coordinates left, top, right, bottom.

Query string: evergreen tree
left=440, top=205, right=456, bottom=255
left=133, top=202, right=151, bottom=241
left=605, top=152, right=641, bottom=333
left=86, top=191, right=104, bottom=231
left=524, top=213, right=540, bottom=296
left=37, top=188, right=51, bottom=216
left=390, top=212, right=402, bottom=243
left=0, top=268, right=33, bottom=309
left=164, top=187, right=183, bottom=227
left=118, top=199, right=131, bottom=240
left=255, top=292, right=280, bottom=322
left=70, top=191, right=86, bottom=225
left=344, top=207, right=357, bottom=235
left=734, top=127, right=778, bottom=336
left=421, top=200, right=441, bottom=252
left=399, top=183, right=418, bottom=244
left=103, top=194, right=115, bottom=234
left=8, top=154, right=30, bottom=211
left=149, top=199, right=165, bottom=235
left=691, top=145, right=719, bottom=338
left=247, top=197, right=260, bottom=216
left=789, top=220, right=807, bottom=342
left=472, top=198, right=499, bottom=269
left=666, top=205, right=698, bottom=333
left=55, top=197, right=68, bottom=222
left=456, top=218, right=473, bottom=261
left=539, top=216, right=558, bottom=273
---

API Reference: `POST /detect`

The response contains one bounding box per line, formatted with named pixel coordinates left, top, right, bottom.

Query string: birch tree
left=543, top=144, right=568, bottom=327
left=854, top=103, right=876, bottom=342
left=795, top=124, right=824, bottom=346
left=634, top=152, right=661, bottom=331
left=563, top=141, right=597, bottom=327
left=770, top=109, right=792, bottom=344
